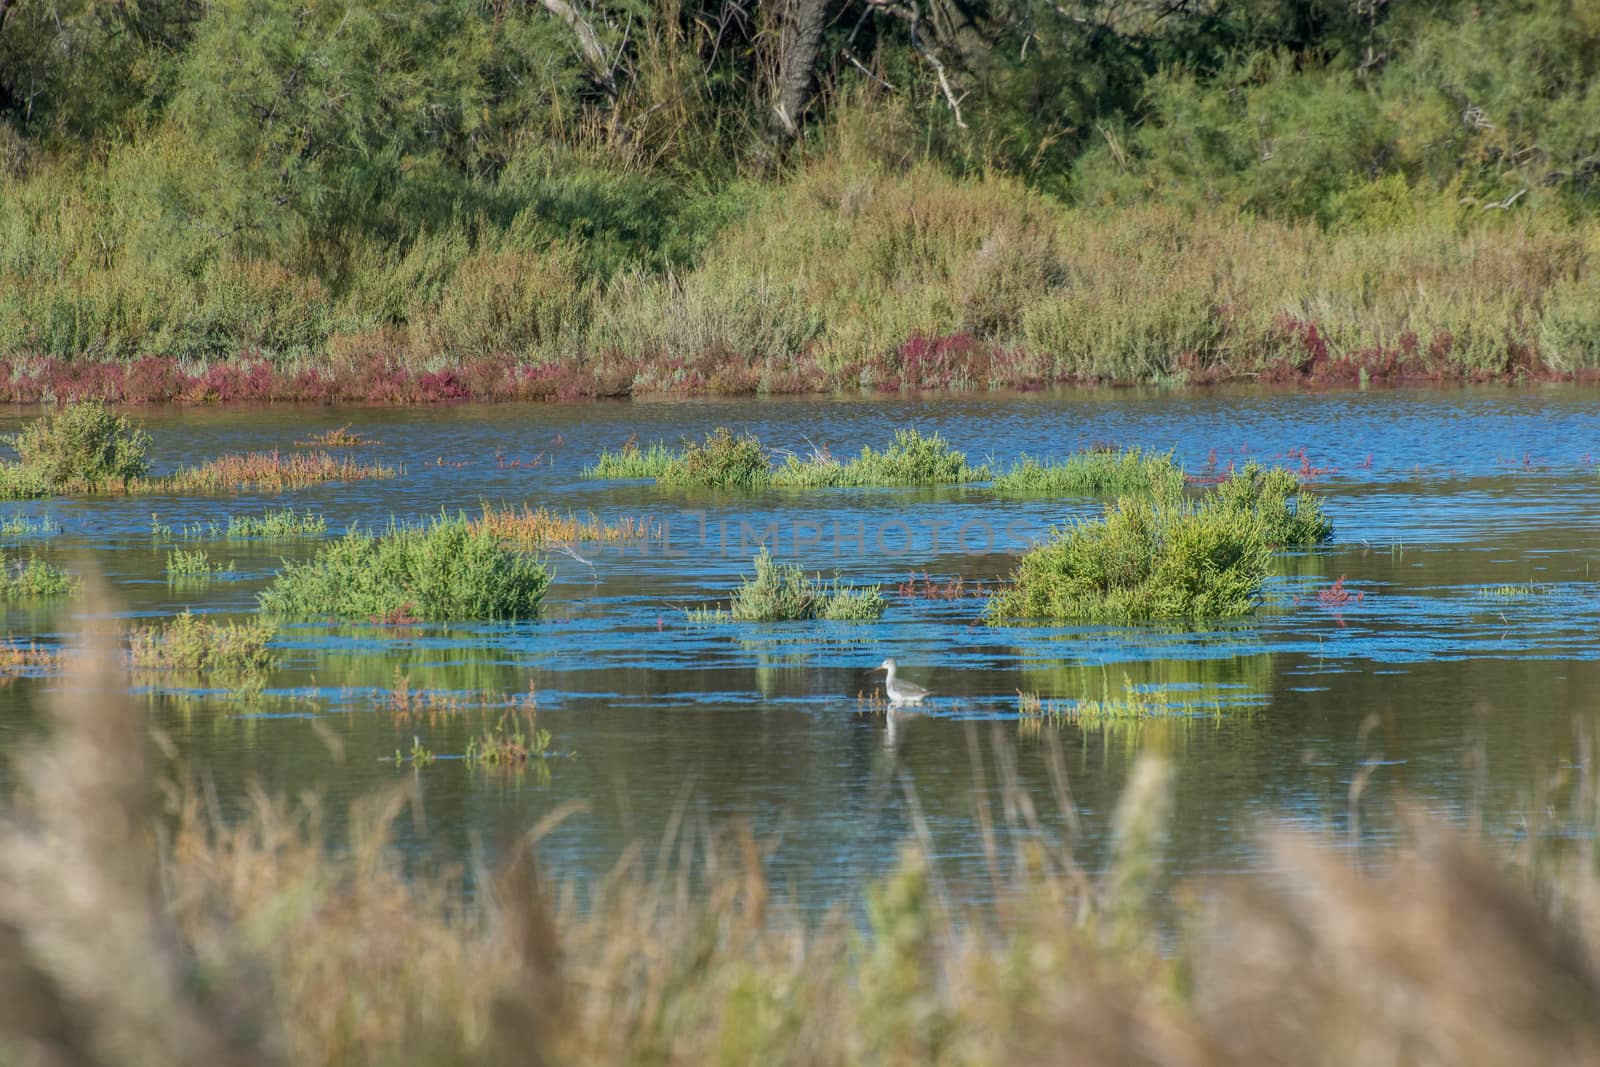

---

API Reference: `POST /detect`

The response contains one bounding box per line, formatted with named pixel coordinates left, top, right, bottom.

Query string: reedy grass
left=156, top=451, right=396, bottom=494
left=127, top=609, right=277, bottom=678
left=9, top=631, right=1600, bottom=1067
left=0, top=637, right=63, bottom=674
left=581, top=439, right=680, bottom=480
left=0, top=513, right=58, bottom=537
left=464, top=708, right=552, bottom=765
left=770, top=428, right=988, bottom=487
left=223, top=509, right=329, bottom=541
left=696, top=548, right=885, bottom=622
left=164, top=548, right=232, bottom=585
left=473, top=505, right=659, bottom=546
left=992, top=448, right=1186, bottom=498
left=258, top=515, right=550, bottom=621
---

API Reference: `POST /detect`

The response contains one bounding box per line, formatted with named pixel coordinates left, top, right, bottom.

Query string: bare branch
left=864, top=0, right=968, bottom=128
left=539, top=0, right=616, bottom=95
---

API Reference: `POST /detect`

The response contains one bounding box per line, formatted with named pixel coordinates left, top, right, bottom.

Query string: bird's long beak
left=871, top=665, right=885, bottom=672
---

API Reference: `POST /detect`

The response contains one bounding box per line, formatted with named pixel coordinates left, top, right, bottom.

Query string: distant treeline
left=0, top=0, right=1596, bottom=394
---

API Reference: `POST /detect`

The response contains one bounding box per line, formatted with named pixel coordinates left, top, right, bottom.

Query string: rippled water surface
left=1, top=385, right=1598, bottom=907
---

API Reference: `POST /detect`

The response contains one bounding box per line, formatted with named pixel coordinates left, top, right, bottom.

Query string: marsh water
left=1, top=386, right=1598, bottom=908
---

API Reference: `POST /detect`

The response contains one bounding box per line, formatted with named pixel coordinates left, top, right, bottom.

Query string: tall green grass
left=772, top=428, right=989, bottom=487
left=992, top=448, right=1186, bottom=498
left=258, top=515, right=550, bottom=620
left=694, top=548, right=885, bottom=621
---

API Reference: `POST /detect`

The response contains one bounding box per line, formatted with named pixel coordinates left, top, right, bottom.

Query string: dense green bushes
left=0, top=0, right=1596, bottom=392
left=258, top=516, right=549, bottom=621
left=986, top=465, right=1331, bottom=623
left=0, top=401, right=149, bottom=497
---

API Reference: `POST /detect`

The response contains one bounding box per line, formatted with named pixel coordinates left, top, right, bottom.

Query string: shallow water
left=1, top=384, right=1598, bottom=908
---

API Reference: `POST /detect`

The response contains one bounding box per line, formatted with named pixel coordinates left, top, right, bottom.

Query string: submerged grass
left=1018, top=675, right=1191, bottom=726
left=694, top=548, right=885, bottom=622
left=127, top=609, right=277, bottom=679
left=465, top=709, right=552, bottom=765
left=8, top=620, right=1600, bottom=1066
left=992, top=447, right=1186, bottom=498
left=258, top=515, right=549, bottom=620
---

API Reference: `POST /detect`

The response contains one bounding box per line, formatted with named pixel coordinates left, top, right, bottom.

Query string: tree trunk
left=772, top=0, right=829, bottom=138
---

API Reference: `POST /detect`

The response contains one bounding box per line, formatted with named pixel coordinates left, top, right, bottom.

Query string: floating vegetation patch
left=0, top=556, right=77, bottom=601
left=128, top=611, right=277, bottom=681
left=659, top=427, right=771, bottom=490
left=259, top=515, right=550, bottom=621
left=158, top=450, right=396, bottom=494
left=466, top=709, right=552, bottom=765
left=0, top=401, right=152, bottom=499
left=585, top=427, right=987, bottom=490
left=991, top=447, right=1185, bottom=498
left=1018, top=676, right=1190, bottom=726
left=692, top=548, right=885, bottom=622
left=165, top=548, right=233, bottom=586
left=771, top=428, right=989, bottom=487
left=0, top=514, right=59, bottom=538
left=295, top=425, right=379, bottom=448
left=987, top=464, right=1332, bottom=624
left=1479, top=582, right=1551, bottom=600
left=0, top=638, right=63, bottom=676
left=582, top=438, right=680, bottom=480
left=473, top=505, right=659, bottom=546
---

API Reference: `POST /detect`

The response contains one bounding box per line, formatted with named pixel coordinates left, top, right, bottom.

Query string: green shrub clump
left=128, top=611, right=277, bottom=678
left=659, top=428, right=772, bottom=490
left=986, top=462, right=1333, bottom=623
left=991, top=448, right=1186, bottom=498
left=1210, top=462, right=1333, bottom=547
left=772, top=429, right=989, bottom=487
left=0, top=555, right=78, bottom=600
left=0, top=402, right=152, bottom=498
left=258, top=516, right=550, bottom=620
left=707, top=548, right=884, bottom=621
left=986, top=499, right=1272, bottom=623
